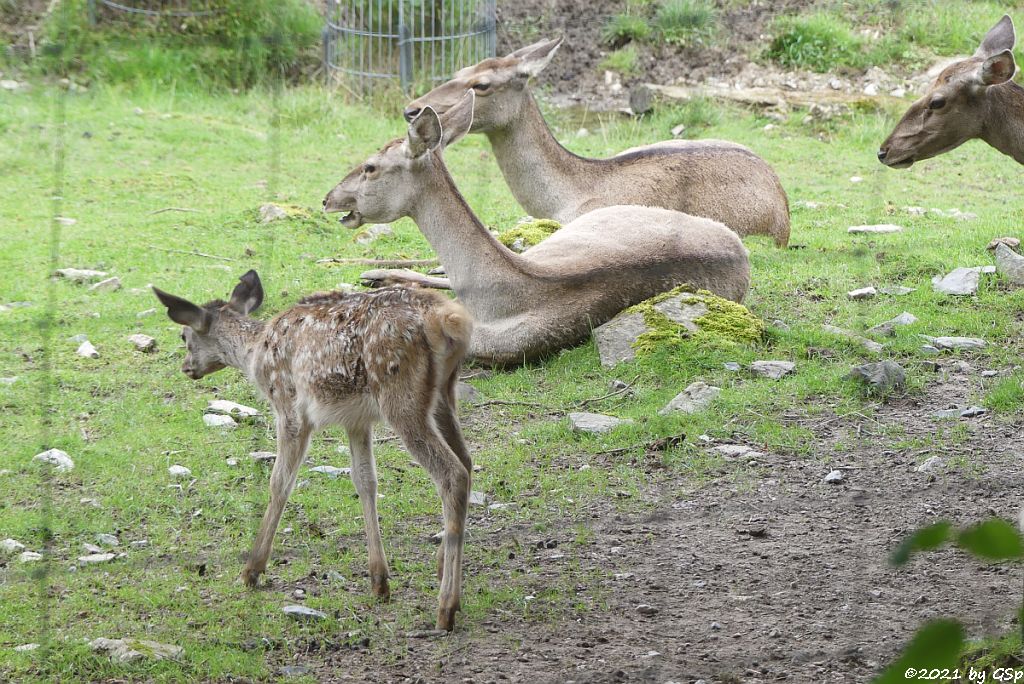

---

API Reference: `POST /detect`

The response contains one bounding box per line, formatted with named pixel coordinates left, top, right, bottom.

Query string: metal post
left=87, top=0, right=97, bottom=26
left=484, top=0, right=496, bottom=57
left=399, top=3, right=412, bottom=94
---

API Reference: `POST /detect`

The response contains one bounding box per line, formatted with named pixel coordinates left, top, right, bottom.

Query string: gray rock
left=568, top=412, right=632, bottom=434
left=652, top=294, right=708, bottom=332
left=79, top=552, right=116, bottom=565
left=868, top=312, right=918, bottom=336
left=879, top=285, right=915, bottom=296
left=282, top=604, right=328, bottom=621
left=995, top=242, right=1024, bottom=284
left=206, top=400, right=260, bottom=419
left=89, top=637, right=183, bottom=663
left=137, top=308, right=157, bottom=318
left=280, top=665, right=312, bottom=677
left=308, top=465, right=351, bottom=479
left=33, top=448, right=74, bottom=472
left=469, top=490, right=488, bottom=506
left=636, top=604, right=659, bottom=616
left=168, top=464, right=192, bottom=479
left=354, top=224, right=394, bottom=245
left=823, top=469, right=845, bottom=484
left=1, top=538, right=26, bottom=554
left=659, top=382, right=721, bottom=415
left=0, top=377, right=17, bottom=385
left=917, top=456, right=945, bottom=473
left=987, top=236, right=1020, bottom=251
left=629, top=85, right=654, bottom=115
left=83, top=542, right=103, bottom=554
left=456, top=382, right=481, bottom=404
left=593, top=311, right=648, bottom=367
left=723, top=362, right=741, bottom=371
left=258, top=203, right=289, bottom=223
left=69, top=333, right=89, bottom=343
left=202, top=414, right=237, bottom=429
left=750, top=360, right=795, bottom=379
left=89, top=276, right=122, bottom=292
left=127, top=334, right=156, bottom=352
left=251, top=451, right=276, bottom=464
left=960, top=406, right=987, bottom=418
left=55, top=268, right=108, bottom=283
left=932, top=407, right=960, bottom=419
left=848, top=224, right=902, bottom=234
left=981, top=370, right=999, bottom=377
left=18, top=551, right=42, bottom=563
left=932, top=267, right=980, bottom=295
left=921, top=345, right=940, bottom=355
left=822, top=324, right=884, bottom=353
left=846, top=361, right=905, bottom=393
left=926, top=336, right=986, bottom=351
left=14, top=643, right=39, bottom=652
left=710, top=444, right=763, bottom=460
left=847, top=286, right=876, bottom=300
left=76, top=340, right=99, bottom=359
left=96, top=533, right=119, bottom=547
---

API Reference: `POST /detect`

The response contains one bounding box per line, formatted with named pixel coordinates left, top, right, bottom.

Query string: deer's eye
left=471, top=81, right=491, bottom=92
left=928, top=97, right=946, bottom=110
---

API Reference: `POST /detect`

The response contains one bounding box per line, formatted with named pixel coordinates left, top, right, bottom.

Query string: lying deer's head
left=323, top=91, right=475, bottom=229
left=153, top=270, right=264, bottom=379
left=879, top=15, right=1017, bottom=168
left=402, top=37, right=562, bottom=133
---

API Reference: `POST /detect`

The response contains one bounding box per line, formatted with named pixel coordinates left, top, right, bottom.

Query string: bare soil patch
left=295, top=359, right=1023, bottom=683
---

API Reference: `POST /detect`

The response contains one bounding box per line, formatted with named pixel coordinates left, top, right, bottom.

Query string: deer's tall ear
left=406, top=107, right=443, bottom=158
left=980, top=49, right=1017, bottom=85
left=228, top=269, right=264, bottom=314
left=513, top=36, right=563, bottom=78
left=976, top=14, right=1015, bottom=57
left=440, top=90, right=475, bottom=148
left=153, top=287, right=211, bottom=333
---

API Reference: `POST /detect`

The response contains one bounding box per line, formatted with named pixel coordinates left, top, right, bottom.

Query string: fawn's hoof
left=239, top=567, right=263, bottom=588
left=435, top=600, right=461, bottom=632
left=371, top=576, right=391, bottom=602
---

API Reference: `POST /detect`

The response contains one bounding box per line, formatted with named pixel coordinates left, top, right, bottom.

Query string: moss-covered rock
left=593, top=286, right=763, bottom=366
left=497, top=218, right=561, bottom=252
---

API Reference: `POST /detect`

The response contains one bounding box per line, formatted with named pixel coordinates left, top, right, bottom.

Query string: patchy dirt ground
left=276, top=360, right=1024, bottom=683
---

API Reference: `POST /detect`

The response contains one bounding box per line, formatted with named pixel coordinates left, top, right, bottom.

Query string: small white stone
left=78, top=552, right=116, bottom=564
left=849, top=176, right=863, bottom=183
left=96, top=533, right=119, bottom=547
left=76, top=341, right=99, bottom=359
left=127, top=334, right=156, bottom=352
left=1, top=538, right=26, bottom=554
left=847, top=286, right=876, bottom=300
left=137, top=308, right=157, bottom=318
left=18, top=551, right=43, bottom=563
left=54, top=268, right=108, bottom=283
left=55, top=216, right=77, bottom=226
left=823, top=469, right=845, bottom=484
left=168, top=464, right=192, bottom=479
left=89, top=277, right=121, bottom=292
left=225, top=458, right=239, bottom=467
left=202, top=414, right=237, bottom=429
left=206, top=400, right=260, bottom=418
left=14, top=643, right=39, bottom=652
left=848, top=224, right=902, bottom=234
left=308, top=465, right=350, bottom=478
left=33, top=448, right=74, bottom=472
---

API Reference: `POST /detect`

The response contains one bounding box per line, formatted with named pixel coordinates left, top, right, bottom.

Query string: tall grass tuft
left=655, top=0, right=717, bottom=45
left=601, top=13, right=652, bottom=47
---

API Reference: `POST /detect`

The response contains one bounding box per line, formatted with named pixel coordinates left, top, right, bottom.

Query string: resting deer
left=879, top=15, right=1023, bottom=167
left=403, top=37, right=791, bottom=247
left=153, top=271, right=474, bottom=631
left=323, top=91, right=750, bottom=366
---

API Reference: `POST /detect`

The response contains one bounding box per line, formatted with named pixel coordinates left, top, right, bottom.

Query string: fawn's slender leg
left=384, top=402, right=469, bottom=631
left=241, top=416, right=312, bottom=587
left=347, top=424, right=390, bottom=600
left=432, top=368, right=472, bottom=581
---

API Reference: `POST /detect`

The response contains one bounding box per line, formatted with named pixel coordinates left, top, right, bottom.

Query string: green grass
left=3, top=79, right=1024, bottom=681
left=601, top=13, right=652, bottom=47
left=985, top=373, right=1024, bottom=413
left=599, top=45, right=640, bottom=76
left=655, top=0, right=717, bottom=45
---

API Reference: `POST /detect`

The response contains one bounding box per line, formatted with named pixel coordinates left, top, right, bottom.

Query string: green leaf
left=957, top=519, right=1024, bottom=561
left=874, top=619, right=964, bottom=684
left=890, top=521, right=952, bottom=566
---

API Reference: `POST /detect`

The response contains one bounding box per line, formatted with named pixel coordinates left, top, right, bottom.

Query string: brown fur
left=403, top=37, right=791, bottom=246
left=155, top=275, right=473, bottom=631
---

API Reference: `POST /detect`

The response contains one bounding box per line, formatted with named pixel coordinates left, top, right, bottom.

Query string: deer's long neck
left=983, top=82, right=1024, bottom=164
left=409, top=156, right=529, bottom=312
left=485, top=92, right=588, bottom=220
left=218, top=316, right=267, bottom=380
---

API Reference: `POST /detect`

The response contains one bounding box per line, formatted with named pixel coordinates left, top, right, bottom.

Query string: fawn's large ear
left=979, top=49, right=1017, bottom=85
left=153, top=287, right=211, bottom=333
left=440, top=90, right=475, bottom=148
left=512, top=36, right=563, bottom=78
left=228, top=269, right=264, bottom=314
left=406, top=107, right=443, bottom=158
left=975, top=14, right=1015, bottom=57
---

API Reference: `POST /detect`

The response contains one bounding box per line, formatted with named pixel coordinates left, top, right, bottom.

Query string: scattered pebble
left=137, top=308, right=157, bottom=318
left=659, top=381, right=720, bottom=415
left=308, top=465, right=350, bottom=479
left=76, top=341, right=99, bottom=359
left=960, top=406, right=987, bottom=418
left=878, top=285, right=915, bottom=296
left=822, top=324, right=884, bottom=354
left=251, top=451, right=276, bottom=464
left=823, top=469, right=845, bottom=484
left=282, top=604, right=328, bottom=621
left=925, top=336, right=986, bottom=351
left=78, top=553, right=116, bottom=565
left=932, top=267, right=980, bottom=296
left=849, top=176, right=863, bottom=183
left=90, top=637, right=182, bottom=663
left=259, top=203, right=289, bottom=223
left=89, top=277, right=122, bottom=292
left=127, top=334, right=156, bottom=352
left=995, top=242, right=1024, bottom=284
left=1, top=538, right=26, bottom=554
left=848, top=224, right=902, bottom=234
left=96, top=533, right=119, bottom=547
left=917, top=456, right=945, bottom=473
left=225, top=458, right=239, bottom=467
left=723, top=362, right=741, bottom=371
left=750, top=360, right=795, bottom=379
left=847, top=286, right=876, bottom=300
left=33, top=448, right=74, bottom=472
left=19, top=551, right=42, bottom=563
left=203, top=414, right=237, bottom=429
left=568, top=412, right=633, bottom=434
left=710, top=444, right=764, bottom=460
left=636, top=604, right=659, bottom=616
left=168, top=464, right=192, bottom=479
left=987, top=236, right=1020, bottom=251
left=469, top=490, right=488, bottom=506
left=206, top=400, right=259, bottom=419
left=54, top=268, right=108, bottom=283
left=846, top=361, right=905, bottom=394
left=868, top=312, right=917, bottom=336
left=14, top=643, right=39, bottom=652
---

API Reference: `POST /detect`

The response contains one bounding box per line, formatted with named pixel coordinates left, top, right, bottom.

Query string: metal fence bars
left=86, top=0, right=221, bottom=25
left=325, top=0, right=496, bottom=95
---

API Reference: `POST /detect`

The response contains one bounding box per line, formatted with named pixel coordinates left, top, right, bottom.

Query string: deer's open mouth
left=887, top=157, right=914, bottom=169
left=339, top=211, right=364, bottom=229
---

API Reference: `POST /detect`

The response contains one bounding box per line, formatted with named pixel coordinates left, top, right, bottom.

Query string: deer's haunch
left=154, top=272, right=473, bottom=631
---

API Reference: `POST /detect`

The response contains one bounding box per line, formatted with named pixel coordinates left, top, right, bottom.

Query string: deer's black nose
left=403, top=107, right=421, bottom=122
left=322, top=197, right=328, bottom=208
left=877, top=148, right=888, bottom=161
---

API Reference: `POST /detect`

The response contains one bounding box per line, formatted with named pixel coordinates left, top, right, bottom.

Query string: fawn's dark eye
left=472, top=81, right=491, bottom=92
left=928, top=97, right=946, bottom=110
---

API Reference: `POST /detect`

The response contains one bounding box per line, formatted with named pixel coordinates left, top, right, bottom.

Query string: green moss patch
left=497, top=218, right=562, bottom=251
left=627, top=286, right=764, bottom=355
